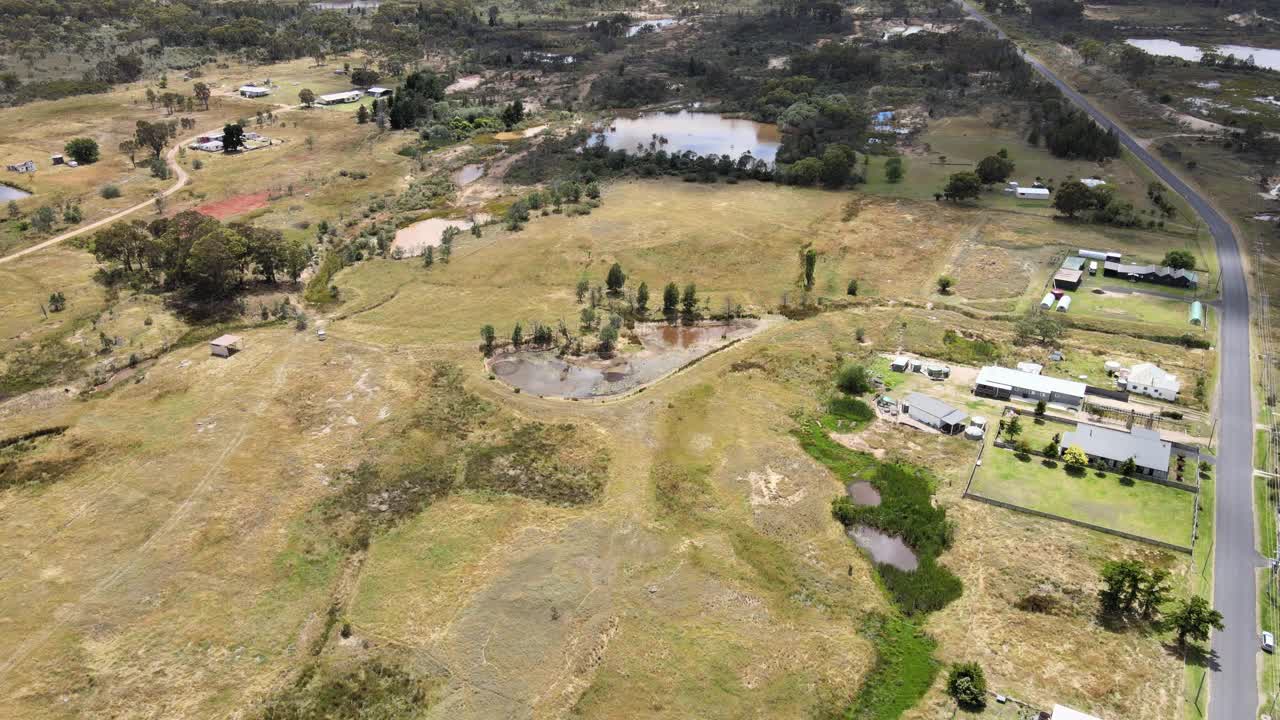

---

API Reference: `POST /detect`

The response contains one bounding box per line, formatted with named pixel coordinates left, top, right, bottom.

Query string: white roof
left=1053, top=704, right=1104, bottom=720
left=320, top=90, right=363, bottom=101
left=977, top=366, right=1086, bottom=398
left=210, top=334, right=242, bottom=347
left=1041, top=292, right=1055, bottom=306
left=239, top=85, right=270, bottom=92
left=1127, top=362, right=1180, bottom=392
left=1016, top=362, right=1043, bottom=375
left=1080, top=178, right=1106, bottom=187
left=367, top=86, right=390, bottom=93
left=1056, top=295, right=1072, bottom=309
left=1017, top=187, right=1051, bottom=196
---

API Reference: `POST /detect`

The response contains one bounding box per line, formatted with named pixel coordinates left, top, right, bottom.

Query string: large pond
left=0, top=184, right=31, bottom=202
left=592, top=111, right=781, bottom=164
left=488, top=319, right=771, bottom=398
left=846, top=525, right=919, bottom=571
left=1126, top=38, right=1280, bottom=70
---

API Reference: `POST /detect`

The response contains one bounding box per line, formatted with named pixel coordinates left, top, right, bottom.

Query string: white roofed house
left=1016, top=186, right=1051, bottom=200
left=239, top=85, right=271, bottom=98
left=1120, top=362, right=1181, bottom=400
left=365, top=86, right=392, bottom=97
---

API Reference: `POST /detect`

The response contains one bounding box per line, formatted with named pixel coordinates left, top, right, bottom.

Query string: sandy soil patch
left=196, top=190, right=270, bottom=220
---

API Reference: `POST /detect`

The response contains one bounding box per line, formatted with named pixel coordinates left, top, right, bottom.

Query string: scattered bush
left=100, top=185, right=122, bottom=199
left=946, top=662, right=988, bottom=710
left=836, top=363, right=872, bottom=395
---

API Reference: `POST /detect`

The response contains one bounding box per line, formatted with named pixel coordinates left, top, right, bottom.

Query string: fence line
left=963, top=491, right=1193, bottom=554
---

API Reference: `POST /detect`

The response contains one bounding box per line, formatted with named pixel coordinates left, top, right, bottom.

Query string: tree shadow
left=1164, top=641, right=1221, bottom=671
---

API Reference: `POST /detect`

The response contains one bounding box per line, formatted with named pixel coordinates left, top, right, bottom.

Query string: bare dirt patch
left=197, top=190, right=271, bottom=220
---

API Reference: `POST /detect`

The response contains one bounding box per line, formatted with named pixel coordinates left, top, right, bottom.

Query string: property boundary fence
left=963, top=491, right=1194, bottom=554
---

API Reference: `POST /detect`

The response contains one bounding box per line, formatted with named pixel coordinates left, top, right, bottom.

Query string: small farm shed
left=1056, top=295, right=1072, bottom=312
left=318, top=90, right=363, bottom=105
left=1040, top=292, right=1055, bottom=309
left=1016, top=187, right=1050, bottom=200
left=902, top=392, right=968, bottom=434
left=366, top=86, right=392, bottom=97
left=1053, top=268, right=1083, bottom=291
left=210, top=334, right=244, bottom=357
left=1189, top=301, right=1204, bottom=325
left=239, top=85, right=271, bottom=98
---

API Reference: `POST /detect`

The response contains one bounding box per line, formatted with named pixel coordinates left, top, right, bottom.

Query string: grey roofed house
left=1102, top=261, right=1199, bottom=287
left=903, top=392, right=967, bottom=433
left=1060, top=423, right=1172, bottom=480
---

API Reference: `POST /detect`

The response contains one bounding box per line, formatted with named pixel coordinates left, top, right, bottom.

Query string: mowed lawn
left=970, top=443, right=1197, bottom=547
left=1066, top=288, right=1203, bottom=331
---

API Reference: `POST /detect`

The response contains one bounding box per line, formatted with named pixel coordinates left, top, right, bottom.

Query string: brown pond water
left=847, top=525, right=918, bottom=571
left=488, top=319, right=770, bottom=398
left=846, top=481, right=881, bottom=507
left=592, top=111, right=781, bottom=164
left=391, top=214, right=491, bottom=257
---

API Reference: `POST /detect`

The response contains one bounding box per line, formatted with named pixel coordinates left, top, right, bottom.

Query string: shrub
left=827, top=396, right=873, bottom=425
left=836, top=363, right=872, bottom=395
left=946, top=662, right=988, bottom=710
left=64, top=137, right=99, bottom=164
left=100, top=185, right=122, bottom=199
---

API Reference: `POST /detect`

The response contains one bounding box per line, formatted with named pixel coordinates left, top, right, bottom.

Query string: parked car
left=1263, top=631, right=1275, bottom=653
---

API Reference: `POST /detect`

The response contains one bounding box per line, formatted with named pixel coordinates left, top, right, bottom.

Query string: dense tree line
left=1030, top=103, right=1121, bottom=161
left=387, top=70, right=449, bottom=130
left=90, top=211, right=310, bottom=299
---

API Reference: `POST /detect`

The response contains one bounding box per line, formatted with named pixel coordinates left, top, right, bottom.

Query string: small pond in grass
left=1126, top=38, right=1280, bottom=70
left=453, top=164, right=484, bottom=186
left=591, top=111, right=781, bottom=164
left=392, top=214, right=490, bottom=257
left=0, top=184, right=31, bottom=202
left=488, top=319, right=775, bottom=398
left=847, top=525, right=919, bottom=571
left=846, top=481, right=881, bottom=506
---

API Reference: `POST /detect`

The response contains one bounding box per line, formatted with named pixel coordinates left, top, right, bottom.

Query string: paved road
left=0, top=139, right=192, bottom=266
left=956, top=3, right=1259, bottom=718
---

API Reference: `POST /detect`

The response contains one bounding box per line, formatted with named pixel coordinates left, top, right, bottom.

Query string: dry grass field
left=0, top=47, right=1222, bottom=718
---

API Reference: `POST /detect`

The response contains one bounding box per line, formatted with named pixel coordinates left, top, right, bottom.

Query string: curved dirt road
left=957, top=3, right=1257, bottom=718
left=0, top=139, right=191, bottom=265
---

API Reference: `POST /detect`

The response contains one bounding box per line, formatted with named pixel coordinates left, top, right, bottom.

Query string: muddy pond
left=453, top=164, right=485, bottom=186
left=392, top=214, right=490, bottom=257
left=1126, top=38, right=1280, bottom=70
left=592, top=111, right=781, bottom=164
left=488, top=319, right=773, bottom=398
left=0, top=184, right=30, bottom=202
left=846, top=526, right=919, bottom=571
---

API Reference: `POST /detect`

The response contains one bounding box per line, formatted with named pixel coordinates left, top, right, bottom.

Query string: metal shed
left=210, top=334, right=244, bottom=358
left=1189, top=301, right=1204, bottom=326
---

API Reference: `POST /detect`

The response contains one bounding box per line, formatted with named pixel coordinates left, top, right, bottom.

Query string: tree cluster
left=89, top=211, right=311, bottom=298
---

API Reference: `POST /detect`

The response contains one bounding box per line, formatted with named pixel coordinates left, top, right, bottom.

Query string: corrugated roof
left=904, top=392, right=967, bottom=425
left=210, top=334, right=242, bottom=347
left=976, top=366, right=1086, bottom=398
left=1127, top=362, right=1180, bottom=392
left=1061, top=423, right=1171, bottom=471
left=1061, top=256, right=1087, bottom=271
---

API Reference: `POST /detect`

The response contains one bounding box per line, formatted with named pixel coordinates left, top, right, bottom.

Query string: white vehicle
left=1263, top=631, right=1275, bottom=653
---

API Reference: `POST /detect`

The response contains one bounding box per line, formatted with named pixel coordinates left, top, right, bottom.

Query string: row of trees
left=90, top=211, right=311, bottom=298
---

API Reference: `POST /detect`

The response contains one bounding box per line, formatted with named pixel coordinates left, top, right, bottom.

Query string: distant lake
left=0, top=184, right=31, bottom=202
left=591, top=111, right=781, bottom=164
left=1126, top=38, right=1280, bottom=70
